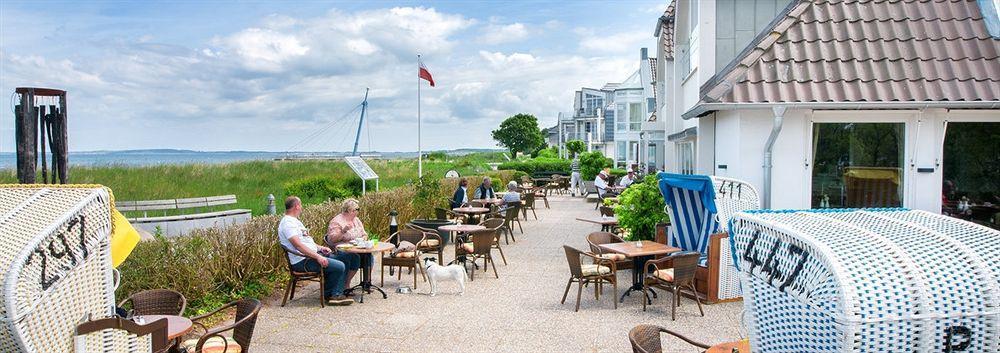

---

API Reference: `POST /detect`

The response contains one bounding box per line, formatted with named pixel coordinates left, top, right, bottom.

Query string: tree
left=492, top=113, right=544, bottom=159
left=580, top=150, right=613, bottom=180
left=565, top=140, right=586, bottom=158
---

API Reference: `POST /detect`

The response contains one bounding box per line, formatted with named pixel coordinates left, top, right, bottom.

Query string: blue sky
left=1, top=1, right=664, bottom=152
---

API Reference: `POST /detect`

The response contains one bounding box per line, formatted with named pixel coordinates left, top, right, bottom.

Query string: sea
left=0, top=149, right=493, bottom=169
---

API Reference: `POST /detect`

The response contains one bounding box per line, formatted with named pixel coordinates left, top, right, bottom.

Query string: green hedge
left=497, top=158, right=570, bottom=175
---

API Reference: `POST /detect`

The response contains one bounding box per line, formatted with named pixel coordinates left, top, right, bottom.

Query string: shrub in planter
left=580, top=151, right=613, bottom=180
left=614, top=175, right=669, bottom=241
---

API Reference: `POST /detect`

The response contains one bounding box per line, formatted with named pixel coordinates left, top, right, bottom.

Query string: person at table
left=450, top=178, right=469, bottom=208
left=474, top=177, right=495, bottom=199
left=325, top=198, right=370, bottom=294
left=499, top=181, right=522, bottom=212
left=594, top=168, right=611, bottom=197
left=618, top=170, right=637, bottom=188
left=278, top=196, right=353, bottom=306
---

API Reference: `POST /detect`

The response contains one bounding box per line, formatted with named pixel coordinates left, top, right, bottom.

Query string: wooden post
left=39, top=105, right=48, bottom=184
left=15, top=90, right=37, bottom=184
left=57, top=93, right=68, bottom=183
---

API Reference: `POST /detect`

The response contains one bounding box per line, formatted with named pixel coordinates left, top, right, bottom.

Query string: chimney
left=640, top=47, right=648, bottom=60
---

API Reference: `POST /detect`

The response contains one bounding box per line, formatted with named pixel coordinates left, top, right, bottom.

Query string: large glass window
left=616, top=104, right=626, bottom=131
left=617, top=141, right=627, bottom=161
left=811, top=122, right=905, bottom=208
left=942, top=122, right=1000, bottom=228
left=629, top=103, right=642, bottom=131
left=677, top=141, right=695, bottom=175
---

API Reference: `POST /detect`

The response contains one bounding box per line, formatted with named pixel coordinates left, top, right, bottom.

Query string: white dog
left=423, top=258, right=466, bottom=296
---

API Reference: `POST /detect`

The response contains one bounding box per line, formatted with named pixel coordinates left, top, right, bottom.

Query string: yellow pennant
left=110, top=208, right=140, bottom=267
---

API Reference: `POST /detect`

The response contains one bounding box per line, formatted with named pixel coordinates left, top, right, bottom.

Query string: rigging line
left=319, top=116, right=356, bottom=153
left=366, top=114, right=373, bottom=153
left=302, top=113, right=352, bottom=153
left=286, top=103, right=362, bottom=152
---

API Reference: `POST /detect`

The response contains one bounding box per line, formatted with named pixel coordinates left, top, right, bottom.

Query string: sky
left=0, top=0, right=665, bottom=152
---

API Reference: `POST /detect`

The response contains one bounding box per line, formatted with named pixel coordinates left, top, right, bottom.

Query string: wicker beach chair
left=118, top=289, right=187, bottom=317
left=182, top=298, right=262, bottom=353
left=627, top=324, right=709, bottom=353
left=642, top=251, right=704, bottom=320
left=560, top=245, right=618, bottom=311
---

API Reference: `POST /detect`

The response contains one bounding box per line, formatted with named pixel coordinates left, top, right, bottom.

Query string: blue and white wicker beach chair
left=656, top=173, right=760, bottom=303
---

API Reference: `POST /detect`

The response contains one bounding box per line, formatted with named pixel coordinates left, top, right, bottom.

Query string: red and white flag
left=418, top=58, right=435, bottom=87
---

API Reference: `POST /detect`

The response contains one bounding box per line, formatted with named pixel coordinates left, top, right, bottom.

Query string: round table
left=706, top=340, right=750, bottom=353
left=341, top=242, right=395, bottom=302
left=438, top=224, right=486, bottom=243
left=452, top=207, right=490, bottom=215
left=472, top=198, right=503, bottom=206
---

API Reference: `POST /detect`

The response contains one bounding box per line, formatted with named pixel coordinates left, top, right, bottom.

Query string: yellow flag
left=110, top=208, right=140, bottom=267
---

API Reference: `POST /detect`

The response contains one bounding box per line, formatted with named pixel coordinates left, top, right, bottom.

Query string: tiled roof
left=649, top=57, right=658, bottom=117
left=656, top=1, right=677, bottom=60
left=699, top=0, right=1000, bottom=104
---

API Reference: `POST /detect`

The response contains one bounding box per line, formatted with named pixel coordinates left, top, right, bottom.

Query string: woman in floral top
left=325, top=198, right=370, bottom=293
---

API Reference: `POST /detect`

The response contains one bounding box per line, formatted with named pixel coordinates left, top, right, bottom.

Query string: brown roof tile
left=699, top=0, right=1000, bottom=104
left=657, top=1, right=676, bottom=60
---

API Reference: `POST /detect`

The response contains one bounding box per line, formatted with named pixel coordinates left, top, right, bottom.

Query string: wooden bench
left=118, top=195, right=251, bottom=223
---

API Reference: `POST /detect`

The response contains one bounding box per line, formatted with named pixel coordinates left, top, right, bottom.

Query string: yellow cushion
left=597, top=253, right=626, bottom=261
left=418, top=239, right=440, bottom=247
left=394, top=251, right=417, bottom=258
left=580, top=264, right=611, bottom=276
left=181, top=336, right=242, bottom=353
left=653, top=268, right=675, bottom=282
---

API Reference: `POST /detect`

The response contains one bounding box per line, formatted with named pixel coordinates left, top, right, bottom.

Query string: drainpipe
left=762, top=106, right=786, bottom=209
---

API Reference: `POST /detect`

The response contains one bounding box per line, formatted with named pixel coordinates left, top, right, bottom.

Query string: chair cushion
left=597, top=253, right=626, bottom=261
left=653, top=268, right=675, bottom=282
left=181, top=336, right=242, bottom=353
left=393, top=251, right=417, bottom=258
left=580, top=264, right=611, bottom=276
left=698, top=255, right=709, bottom=268
left=417, top=239, right=440, bottom=247
left=458, top=243, right=474, bottom=253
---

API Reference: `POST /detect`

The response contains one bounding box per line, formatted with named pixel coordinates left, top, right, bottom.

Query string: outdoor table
left=597, top=241, right=680, bottom=303
left=472, top=198, right=504, bottom=206
left=707, top=340, right=750, bottom=353
left=575, top=216, right=618, bottom=232
left=453, top=206, right=491, bottom=223
left=341, top=242, right=395, bottom=303
left=134, top=315, right=192, bottom=353
left=438, top=224, right=486, bottom=244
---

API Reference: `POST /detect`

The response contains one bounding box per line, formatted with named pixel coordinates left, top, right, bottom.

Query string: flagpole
left=417, top=54, right=423, bottom=179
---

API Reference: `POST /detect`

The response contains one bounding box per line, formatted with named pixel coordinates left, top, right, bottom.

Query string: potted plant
left=614, top=175, right=669, bottom=241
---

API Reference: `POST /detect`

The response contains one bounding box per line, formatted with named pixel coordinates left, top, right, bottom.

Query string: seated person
left=618, top=170, right=637, bottom=188
left=450, top=178, right=469, bottom=209
left=278, top=196, right=352, bottom=305
left=594, top=168, right=611, bottom=197
left=325, top=199, right=371, bottom=293
left=474, top=177, right=496, bottom=199
left=499, top=181, right=522, bottom=212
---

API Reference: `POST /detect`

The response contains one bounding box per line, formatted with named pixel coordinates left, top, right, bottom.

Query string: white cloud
left=579, top=30, right=651, bottom=53
left=477, top=22, right=529, bottom=44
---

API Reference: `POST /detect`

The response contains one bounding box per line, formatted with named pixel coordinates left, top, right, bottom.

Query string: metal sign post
left=344, top=156, right=379, bottom=195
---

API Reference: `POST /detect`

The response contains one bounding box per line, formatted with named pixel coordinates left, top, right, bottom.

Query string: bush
left=426, top=151, right=448, bottom=161
left=614, top=175, right=669, bottom=241
left=283, top=176, right=350, bottom=204
left=535, top=146, right=559, bottom=159
left=580, top=151, right=613, bottom=180
left=497, top=158, right=571, bottom=175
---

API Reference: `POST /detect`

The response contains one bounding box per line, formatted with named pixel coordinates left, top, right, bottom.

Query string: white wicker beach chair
left=729, top=208, right=1000, bottom=352
left=656, top=174, right=759, bottom=303
left=0, top=185, right=153, bottom=353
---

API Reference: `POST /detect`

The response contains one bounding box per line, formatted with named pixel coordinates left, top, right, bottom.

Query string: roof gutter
left=762, top=106, right=785, bottom=209
left=681, top=101, right=1000, bottom=120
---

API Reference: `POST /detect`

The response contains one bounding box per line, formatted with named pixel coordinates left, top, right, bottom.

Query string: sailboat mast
left=352, top=88, right=370, bottom=156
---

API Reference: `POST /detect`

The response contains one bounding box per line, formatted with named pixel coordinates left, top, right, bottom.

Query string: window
left=647, top=98, right=655, bottom=114
left=616, top=104, right=626, bottom=131
left=617, top=141, right=627, bottom=161
left=811, top=123, right=905, bottom=208
left=583, top=94, right=603, bottom=116
left=584, top=122, right=592, bottom=133
left=629, top=103, right=642, bottom=131
left=941, top=122, right=1000, bottom=228
left=677, top=141, right=695, bottom=175
left=681, top=0, right=699, bottom=77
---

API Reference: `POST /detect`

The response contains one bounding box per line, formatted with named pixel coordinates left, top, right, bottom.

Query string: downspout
left=762, top=106, right=786, bottom=209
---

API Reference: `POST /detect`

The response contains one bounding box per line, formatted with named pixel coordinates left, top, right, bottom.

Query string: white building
left=553, top=88, right=615, bottom=158
left=611, top=48, right=666, bottom=172
left=658, top=0, right=1000, bottom=219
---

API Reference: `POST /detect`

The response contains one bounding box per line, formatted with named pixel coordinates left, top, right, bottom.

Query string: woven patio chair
left=279, top=244, right=325, bottom=308
left=118, top=289, right=187, bottom=317
left=642, top=251, right=704, bottom=320
left=536, top=189, right=550, bottom=209
left=404, top=223, right=444, bottom=264
left=561, top=245, right=618, bottom=311
left=627, top=324, right=710, bottom=353
left=479, top=218, right=507, bottom=265
left=382, top=229, right=427, bottom=289
left=182, top=298, right=262, bottom=353
left=522, top=192, right=538, bottom=220
left=599, top=205, right=615, bottom=217
left=455, top=229, right=499, bottom=281
left=76, top=316, right=171, bottom=353
left=586, top=231, right=631, bottom=272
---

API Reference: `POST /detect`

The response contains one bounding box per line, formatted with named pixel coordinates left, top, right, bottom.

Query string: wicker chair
left=118, top=289, right=187, bottom=317
left=435, top=207, right=467, bottom=223
left=501, top=203, right=523, bottom=242
left=586, top=232, right=631, bottom=272
left=522, top=192, right=538, bottom=220
left=643, top=251, right=704, bottom=320
left=479, top=218, right=507, bottom=265
left=382, top=229, right=427, bottom=289
left=278, top=244, right=325, bottom=308
left=404, top=223, right=444, bottom=264
left=456, top=229, right=499, bottom=281
left=561, top=245, right=618, bottom=311
left=627, top=324, right=710, bottom=353
left=182, top=298, right=262, bottom=353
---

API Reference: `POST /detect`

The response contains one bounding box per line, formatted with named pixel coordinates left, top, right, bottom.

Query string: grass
left=0, top=152, right=508, bottom=215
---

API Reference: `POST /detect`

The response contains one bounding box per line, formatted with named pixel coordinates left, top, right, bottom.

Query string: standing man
left=570, top=156, right=582, bottom=197
left=278, top=196, right=353, bottom=306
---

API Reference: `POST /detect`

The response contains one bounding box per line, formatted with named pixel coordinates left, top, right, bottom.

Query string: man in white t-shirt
left=278, top=196, right=352, bottom=306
